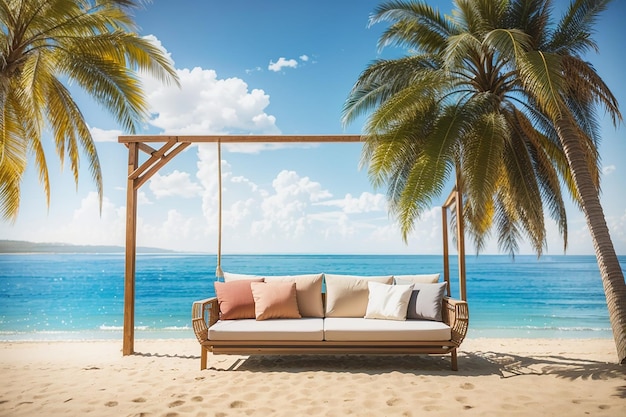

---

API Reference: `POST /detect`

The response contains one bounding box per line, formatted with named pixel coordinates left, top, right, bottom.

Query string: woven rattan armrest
left=192, top=297, right=219, bottom=344
left=442, top=297, right=469, bottom=346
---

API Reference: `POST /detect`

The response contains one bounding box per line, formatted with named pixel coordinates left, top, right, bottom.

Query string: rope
left=215, top=141, right=224, bottom=280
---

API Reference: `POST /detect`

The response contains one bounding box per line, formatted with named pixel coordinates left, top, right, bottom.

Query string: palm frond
left=371, top=0, right=456, bottom=53
left=461, top=111, right=507, bottom=228
left=45, top=77, right=103, bottom=207
left=550, top=0, right=610, bottom=54
left=342, top=55, right=441, bottom=126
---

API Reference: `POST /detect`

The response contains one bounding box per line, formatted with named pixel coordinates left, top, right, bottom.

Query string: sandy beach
left=0, top=338, right=624, bottom=416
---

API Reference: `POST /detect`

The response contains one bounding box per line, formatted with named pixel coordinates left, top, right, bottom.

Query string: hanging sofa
left=192, top=272, right=469, bottom=371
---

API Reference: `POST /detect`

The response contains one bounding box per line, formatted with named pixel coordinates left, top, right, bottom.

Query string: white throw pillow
left=364, top=281, right=414, bottom=321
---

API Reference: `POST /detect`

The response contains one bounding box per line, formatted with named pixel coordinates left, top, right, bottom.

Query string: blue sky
left=2, top=0, right=625, bottom=255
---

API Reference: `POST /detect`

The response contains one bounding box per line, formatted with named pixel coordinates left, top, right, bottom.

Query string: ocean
left=0, top=253, right=622, bottom=341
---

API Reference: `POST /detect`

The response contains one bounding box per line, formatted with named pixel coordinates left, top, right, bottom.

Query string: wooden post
left=123, top=142, right=139, bottom=355
left=442, top=206, right=450, bottom=297
left=455, top=187, right=467, bottom=301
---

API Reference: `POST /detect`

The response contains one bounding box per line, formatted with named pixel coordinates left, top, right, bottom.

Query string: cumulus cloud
left=137, top=37, right=279, bottom=136
left=251, top=170, right=332, bottom=237
left=149, top=170, right=203, bottom=198
left=317, top=192, right=387, bottom=213
left=90, top=127, right=123, bottom=142
left=300, top=54, right=309, bottom=62
left=25, top=192, right=127, bottom=247
left=231, top=175, right=259, bottom=192
left=606, top=209, right=626, bottom=252
left=142, top=67, right=279, bottom=135
left=137, top=191, right=153, bottom=205
left=268, top=57, right=298, bottom=72
left=603, top=165, right=616, bottom=175
left=195, top=144, right=225, bottom=236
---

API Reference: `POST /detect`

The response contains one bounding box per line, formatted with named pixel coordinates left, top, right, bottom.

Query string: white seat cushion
left=323, top=318, right=451, bottom=342
left=208, top=318, right=324, bottom=341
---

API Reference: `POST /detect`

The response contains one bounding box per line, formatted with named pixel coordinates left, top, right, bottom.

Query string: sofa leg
left=450, top=348, right=458, bottom=371
left=200, top=346, right=208, bottom=370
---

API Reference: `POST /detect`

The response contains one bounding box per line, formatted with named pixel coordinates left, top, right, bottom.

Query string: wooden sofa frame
left=192, top=295, right=469, bottom=371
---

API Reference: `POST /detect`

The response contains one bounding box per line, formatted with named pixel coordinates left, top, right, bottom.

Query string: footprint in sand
left=104, top=401, right=118, bottom=407
left=191, top=396, right=203, bottom=402
left=132, top=397, right=147, bottom=403
left=229, top=400, right=246, bottom=408
left=460, top=382, right=474, bottom=390
left=168, top=400, right=184, bottom=408
left=386, top=397, right=401, bottom=406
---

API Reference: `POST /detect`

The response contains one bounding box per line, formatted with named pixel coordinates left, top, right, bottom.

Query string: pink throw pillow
left=214, top=279, right=263, bottom=320
left=250, top=282, right=301, bottom=320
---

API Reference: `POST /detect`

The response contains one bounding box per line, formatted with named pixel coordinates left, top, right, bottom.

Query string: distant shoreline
left=0, top=240, right=176, bottom=254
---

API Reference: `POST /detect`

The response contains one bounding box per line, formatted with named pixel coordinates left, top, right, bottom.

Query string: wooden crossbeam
left=119, top=134, right=363, bottom=143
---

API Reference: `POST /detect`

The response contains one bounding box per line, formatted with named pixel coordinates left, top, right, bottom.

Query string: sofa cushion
left=223, top=272, right=264, bottom=282
left=251, top=282, right=301, bottom=320
left=208, top=318, right=324, bottom=341
left=214, top=279, right=264, bottom=320
left=264, top=274, right=324, bottom=318
left=397, top=281, right=447, bottom=321
left=324, top=274, right=394, bottom=318
left=323, top=317, right=451, bottom=342
left=364, top=281, right=414, bottom=321
left=393, top=273, right=440, bottom=284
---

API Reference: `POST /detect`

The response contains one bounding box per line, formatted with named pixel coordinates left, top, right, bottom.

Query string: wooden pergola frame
left=118, top=134, right=467, bottom=355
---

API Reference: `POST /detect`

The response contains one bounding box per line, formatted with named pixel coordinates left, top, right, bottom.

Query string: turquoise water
left=0, top=253, right=621, bottom=340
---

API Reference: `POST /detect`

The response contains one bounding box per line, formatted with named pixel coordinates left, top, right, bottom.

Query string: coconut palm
left=0, top=0, right=179, bottom=221
left=343, top=0, right=626, bottom=363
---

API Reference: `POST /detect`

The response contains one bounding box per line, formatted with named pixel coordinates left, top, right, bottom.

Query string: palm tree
left=343, top=0, right=626, bottom=363
left=0, top=0, right=178, bottom=221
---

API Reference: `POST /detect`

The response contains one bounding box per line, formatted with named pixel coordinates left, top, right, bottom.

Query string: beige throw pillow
left=264, top=274, right=324, bottom=317
left=223, top=272, right=264, bottom=282
left=324, top=274, right=394, bottom=318
left=393, top=273, right=440, bottom=284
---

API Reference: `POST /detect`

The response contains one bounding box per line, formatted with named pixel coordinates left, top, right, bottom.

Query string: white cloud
left=272, top=170, right=332, bottom=202
left=137, top=191, right=152, bottom=205
left=268, top=57, right=298, bottom=72
left=141, top=57, right=279, bottom=134
left=149, top=170, right=203, bottom=198
left=606, top=209, right=626, bottom=252
left=142, top=35, right=173, bottom=63
left=300, top=54, right=309, bottom=62
left=90, top=127, right=123, bottom=142
left=603, top=165, right=616, bottom=175
left=195, top=144, right=222, bottom=234
left=317, top=192, right=387, bottom=213
left=231, top=175, right=258, bottom=192
left=250, top=170, right=332, bottom=238
left=24, top=192, right=127, bottom=247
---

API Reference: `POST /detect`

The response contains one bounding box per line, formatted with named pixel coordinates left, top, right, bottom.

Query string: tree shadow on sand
left=132, top=351, right=200, bottom=360
left=465, top=350, right=625, bottom=383
left=208, top=350, right=625, bottom=396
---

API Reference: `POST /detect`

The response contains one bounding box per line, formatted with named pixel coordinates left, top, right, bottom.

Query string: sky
left=2, top=0, right=625, bottom=255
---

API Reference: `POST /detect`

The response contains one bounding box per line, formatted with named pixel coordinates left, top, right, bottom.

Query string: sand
left=0, top=337, right=624, bottom=417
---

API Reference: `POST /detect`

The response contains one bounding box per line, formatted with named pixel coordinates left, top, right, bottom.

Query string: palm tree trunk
left=558, top=120, right=626, bottom=364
